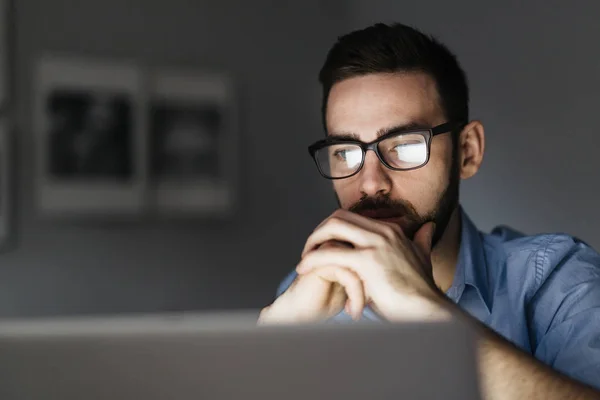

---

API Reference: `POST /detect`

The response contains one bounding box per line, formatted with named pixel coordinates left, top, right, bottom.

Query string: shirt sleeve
left=527, top=235, right=600, bottom=390
left=275, top=271, right=298, bottom=298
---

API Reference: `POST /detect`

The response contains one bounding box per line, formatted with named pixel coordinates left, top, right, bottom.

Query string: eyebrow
left=327, top=122, right=427, bottom=141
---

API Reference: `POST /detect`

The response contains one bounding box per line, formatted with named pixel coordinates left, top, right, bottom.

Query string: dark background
left=1, top=0, right=598, bottom=317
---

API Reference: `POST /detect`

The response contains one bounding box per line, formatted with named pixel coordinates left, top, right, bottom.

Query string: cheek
left=332, top=180, right=362, bottom=208
left=403, top=150, right=454, bottom=212
left=391, top=172, right=434, bottom=209
left=390, top=165, right=450, bottom=213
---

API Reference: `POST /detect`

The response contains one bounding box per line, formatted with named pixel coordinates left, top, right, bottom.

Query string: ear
left=457, top=120, right=485, bottom=180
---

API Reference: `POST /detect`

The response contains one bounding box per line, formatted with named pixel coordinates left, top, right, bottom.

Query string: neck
left=431, top=206, right=462, bottom=293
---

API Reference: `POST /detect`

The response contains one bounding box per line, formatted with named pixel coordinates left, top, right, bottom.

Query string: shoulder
left=485, top=225, right=600, bottom=297
left=492, top=229, right=600, bottom=385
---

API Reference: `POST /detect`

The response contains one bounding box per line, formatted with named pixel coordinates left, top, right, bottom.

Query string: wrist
left=382, top=289, right=454, bottom=322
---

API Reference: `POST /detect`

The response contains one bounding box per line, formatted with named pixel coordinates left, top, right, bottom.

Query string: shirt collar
left=448, top=208, right=493, bottom=313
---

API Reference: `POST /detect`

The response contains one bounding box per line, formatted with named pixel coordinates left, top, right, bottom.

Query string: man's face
left=326, top=72, right=459, bottom=245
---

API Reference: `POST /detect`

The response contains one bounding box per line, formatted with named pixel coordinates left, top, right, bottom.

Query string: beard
left=335, top=148, right=460, bottom=248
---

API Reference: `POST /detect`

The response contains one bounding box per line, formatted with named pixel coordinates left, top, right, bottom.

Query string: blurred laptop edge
left=0, top=310, right=482, bottom=400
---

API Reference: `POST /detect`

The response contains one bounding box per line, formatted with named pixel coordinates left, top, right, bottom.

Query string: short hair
left=318, top=22, right=469, bottom=134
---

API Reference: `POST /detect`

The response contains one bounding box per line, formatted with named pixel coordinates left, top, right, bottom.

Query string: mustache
left=348, top=195, right=418, bottom=219
left=348, top=195, right=425, bottom=239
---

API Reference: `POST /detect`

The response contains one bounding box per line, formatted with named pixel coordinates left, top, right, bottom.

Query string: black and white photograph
left=47, top=90, right=133, bottom=181
left=34, top=56, right=146, bottom=217
left=149, top=70, right=236, bottom=217
left=151, top=101, right=221, bottom=182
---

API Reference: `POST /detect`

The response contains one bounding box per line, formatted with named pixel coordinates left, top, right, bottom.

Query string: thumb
left=413, top=221, right=436, bottom=258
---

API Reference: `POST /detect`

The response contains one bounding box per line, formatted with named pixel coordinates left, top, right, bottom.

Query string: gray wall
left=0, top=0, right=345, bottom=317
left=3, top=0, right=600, bottom=317
left=346, top=0, right=600, bottom=247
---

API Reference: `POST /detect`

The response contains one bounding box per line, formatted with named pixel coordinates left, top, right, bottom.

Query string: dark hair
left=319, top=22, right=469, bottom=134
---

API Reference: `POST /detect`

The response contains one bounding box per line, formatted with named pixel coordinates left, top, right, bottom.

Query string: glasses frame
left=308, top=121, right=463, bottom=180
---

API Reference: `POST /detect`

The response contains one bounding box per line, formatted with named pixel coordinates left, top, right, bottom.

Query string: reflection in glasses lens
left=315, top=132, right=429, bottom=178
left=317, top=144, right=363, bottom=178
left=379, top=133, right=427, bottom=169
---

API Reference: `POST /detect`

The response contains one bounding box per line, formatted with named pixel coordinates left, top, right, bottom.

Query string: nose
left=358, top=150, right=392, bottom=197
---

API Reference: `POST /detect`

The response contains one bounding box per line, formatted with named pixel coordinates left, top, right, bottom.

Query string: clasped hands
left=259, top=209, right=452, bottom=324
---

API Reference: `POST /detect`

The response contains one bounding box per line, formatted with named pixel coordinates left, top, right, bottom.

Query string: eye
left=332, top=147, right=362, bottom=167
left=391, top=142, right=427, bottom=163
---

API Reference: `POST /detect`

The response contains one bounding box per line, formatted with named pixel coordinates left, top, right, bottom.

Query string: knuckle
left=313, top=217, right=330, bottom=232
left=341, top=268, right=360, bottom=288
left=324, top=215, right=343, bottom=229
left=301, top=251, right=317, bottom=266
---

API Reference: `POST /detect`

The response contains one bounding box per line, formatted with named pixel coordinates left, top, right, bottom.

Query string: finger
left=311, top=209, right=359, bottom=232
left=296, top=247, right=370, bottom=282
left=304, top=211, right=364, bottom=256
left=413, top=221, right=436, bottom=258
left=313, top=265, right=366, bottom=320
left=302, top=211, right=400, bottom=257
left=317, top=240, right=355, bottom=251
left=376, top=219, right=406, bottom=238
left=332, top=209, right=405, bottom=237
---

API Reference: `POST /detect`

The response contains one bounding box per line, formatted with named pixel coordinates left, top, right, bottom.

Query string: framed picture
left=0, top=118, right=12, bottom=249
left=33, top=55, right=147, bottom=217
left=0, top=0, right=8, bottom=108
left=149, top=69, right=237, bottom=217
left=0, top=0, right=14, bottom=250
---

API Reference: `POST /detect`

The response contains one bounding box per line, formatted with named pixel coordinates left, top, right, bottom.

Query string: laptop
left=0, top=311, right=482, bottom=400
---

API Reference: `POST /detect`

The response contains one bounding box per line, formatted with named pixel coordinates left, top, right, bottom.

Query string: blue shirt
left=275, top=209, right=600, bottom=389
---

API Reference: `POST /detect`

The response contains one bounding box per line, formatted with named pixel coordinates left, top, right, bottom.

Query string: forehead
left=325, top=72, right=444, bottom=141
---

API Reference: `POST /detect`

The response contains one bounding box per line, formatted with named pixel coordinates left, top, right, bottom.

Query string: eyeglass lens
left=315, top=132, right=428, bottom=178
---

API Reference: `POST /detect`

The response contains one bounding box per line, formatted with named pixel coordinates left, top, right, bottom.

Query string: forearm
left=456, top=308, right=600, bottom=400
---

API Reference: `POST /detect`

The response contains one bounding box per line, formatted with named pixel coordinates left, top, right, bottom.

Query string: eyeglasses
left=308, top=121, right=463, bottom=179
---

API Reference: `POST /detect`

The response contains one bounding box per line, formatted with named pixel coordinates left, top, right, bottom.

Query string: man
left=258, top=22, right=600, bottom=399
